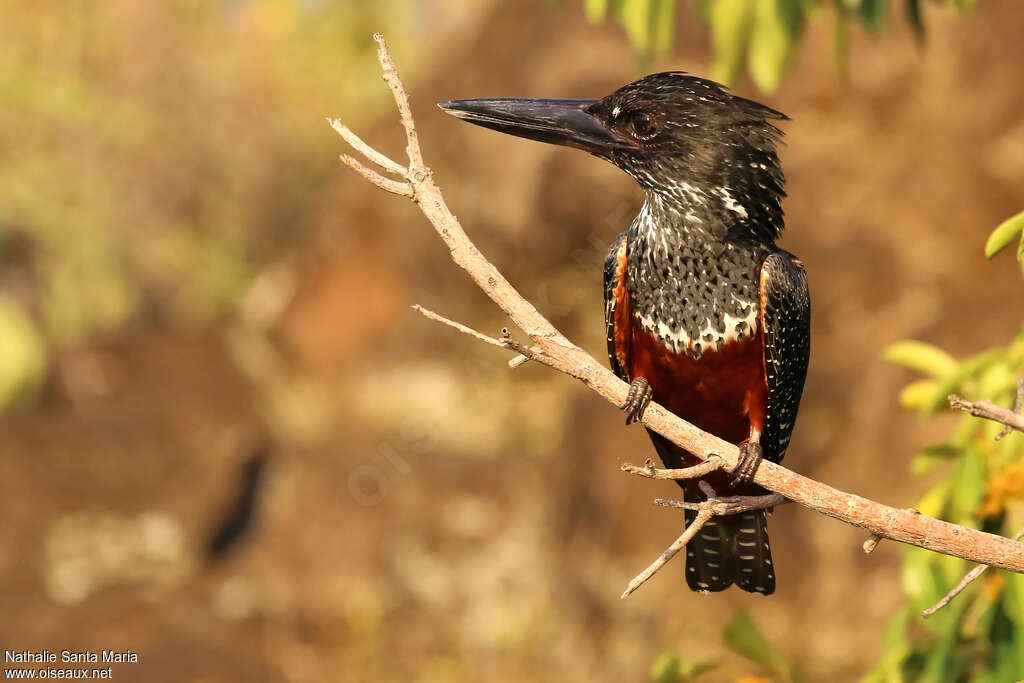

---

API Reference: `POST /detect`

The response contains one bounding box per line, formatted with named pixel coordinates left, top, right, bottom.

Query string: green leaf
left=984, top=209, right=1024, bottom=258
left=864, top=605, right=912, bottom=681
left=950, top=447, right=985, bottom=525
left=0, top=296, right=47, bottom=411
left=918, top=629, right=955, bottom=683
left=905, top=0, right=925, bottom=42
left=899, top=379, right=938, bottom=410
left=652, top=0, right=676, bottom=54
left=651, top=653, right=683, bottom=683
left=650, top=652, right=718, bottom=682
left=919, top=443, right=962, bottom=459
left=915, top=478, right=952, bottom=519
left=710, top=0, right=756, bottom=85
left=616, top=0, right=649, bottom=52
left=911, top=452, right=947, bottom=476
left=920, top=349, right=1003, bottom=415
left=884, top=340, right=958, bottom=378
left=695, top=0, right=713, bottom=23
left=722, top=610, right=793, bottom=681
left=748, top=0, right=804, bottom=93
left=902, top=545, right=939, bottom=609
left=859, top=0, right=887, bottom=32
left=832, top=2, right=850, bottom=75
left=977, top=361, right=1015, bottom=400
left=952, top=414, right=982, bottom=447
left=1005, top=569, right=1024, bottom=624
left=909, top=440, right=966, bottom=476
left=585, top=0, right=611, bottom=22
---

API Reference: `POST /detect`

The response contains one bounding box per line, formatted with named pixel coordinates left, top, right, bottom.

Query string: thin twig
left=327, top=118, right=407, bottom=176
left=949, top=390, right=1024, bottom=436
left=622, top=507, right=715, bottom=598
left=622, top=482, right=781, bottom=597
left=621, top=457, right=725, bottom=481
left=374, top=33, right=426, bottom=175
left=996, top=378, right=1024, bottom=441
left=329, top=35, right=1024, bottom=593
left=863, top=532, right=882, bottom=555
left=339, top=154, right=412, bottom=197
left=654, top=493, right=788, bottom=513
left=411, top=304, right=527, bottom=354
left=922, top=526, right=1024, bottom=618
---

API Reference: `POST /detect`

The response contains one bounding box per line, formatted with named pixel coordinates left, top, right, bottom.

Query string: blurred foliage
left=984, top=208, right=1024, bottom=263
left=653, top=610, right=800, bottom=682
left=722, top=610, right=801, bottom=682
left=869, top=216, right=1024, bottom=682
left=649, top=651, right=718, bottom=682
left=0, top=294, right=47, bottom=410
left=0, top=0, right=414, bottom=410
left=573, top=0, right=979, bottom=91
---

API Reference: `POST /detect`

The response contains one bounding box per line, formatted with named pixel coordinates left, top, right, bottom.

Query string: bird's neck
left=628, top=189, right=766, bottom=261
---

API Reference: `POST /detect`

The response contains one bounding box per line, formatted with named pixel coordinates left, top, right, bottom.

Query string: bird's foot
left=620, top=377, right=653, bottom=425
left=732, top=442, right=763, bottom=485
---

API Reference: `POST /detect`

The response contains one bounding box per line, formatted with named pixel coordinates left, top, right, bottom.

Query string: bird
left=439, top=72, right=810, bottom=595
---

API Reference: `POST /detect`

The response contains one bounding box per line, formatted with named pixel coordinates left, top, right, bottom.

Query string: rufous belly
left=627, top=318, right=766, bottom=459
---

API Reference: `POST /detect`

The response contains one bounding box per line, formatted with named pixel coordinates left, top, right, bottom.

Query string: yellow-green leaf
left=749, top=0, right=789, bottom=92
left=652, top=0, right=676, bottom=54
left=722, top=610, right=792, bottom=681
left=984, top=209, right=1024, bottom=258
left=584, top=0, right=610, bottom=22
left=899, top=379, right=938, bottom=409
left=884, top=340, right=958, bottom=378
left=859, top=0, right=887, bottom=32
left=977, top=361, right=1014, bottom=400
left=915, top=478, right=952, bottom=518
left=619, top=0, right=653, bottom=53
left=950, top=447, right=986, bottom=524
left=710, top=0, right=755, bottom=85
left=0, top=296, right=47, bottom=411
left=832, top=2, right=850, bottom=74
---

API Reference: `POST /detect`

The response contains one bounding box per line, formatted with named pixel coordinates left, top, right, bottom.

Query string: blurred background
left=1, top=1, right=1023, bottom=681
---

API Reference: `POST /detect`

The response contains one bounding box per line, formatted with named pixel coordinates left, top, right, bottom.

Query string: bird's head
left=441, top=72, right=788, bottom=234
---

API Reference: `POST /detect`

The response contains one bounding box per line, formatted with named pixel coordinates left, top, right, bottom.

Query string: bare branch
left=330, top=35, right=1024, bottom=597
left=949, top=390, right=1024, bottom=436
left=922, top=526, right=1024, bottom=618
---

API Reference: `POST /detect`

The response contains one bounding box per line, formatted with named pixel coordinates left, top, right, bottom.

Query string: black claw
left=619, top=377, right=653, bottom=425
left=732, top=442, right=763, bottom=485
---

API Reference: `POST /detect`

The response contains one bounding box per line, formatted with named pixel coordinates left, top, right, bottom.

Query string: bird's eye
left=628, top=111, right=656, bottom=139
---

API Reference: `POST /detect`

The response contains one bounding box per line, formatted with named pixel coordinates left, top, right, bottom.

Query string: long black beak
left=438, top=98, right=628, bottom=154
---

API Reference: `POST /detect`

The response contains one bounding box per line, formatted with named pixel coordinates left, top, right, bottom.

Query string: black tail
left=645, top=430, right=776, bottom=595
left=684, top=483, right=776, bottom=595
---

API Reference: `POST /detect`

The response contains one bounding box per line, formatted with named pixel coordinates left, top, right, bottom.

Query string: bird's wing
left=603, top=231, right=630, bottom=381
left=758, top=251, right=811, bottom=464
